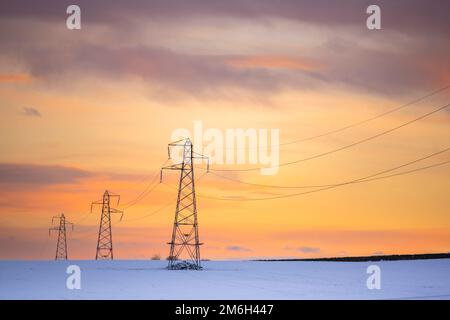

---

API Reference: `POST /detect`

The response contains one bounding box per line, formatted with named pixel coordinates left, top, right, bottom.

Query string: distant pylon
left=161, top=138, right=209, bottom=270
left=91, top=190, right=123, bottom=260
left=49, top=213, right=73, bottom=260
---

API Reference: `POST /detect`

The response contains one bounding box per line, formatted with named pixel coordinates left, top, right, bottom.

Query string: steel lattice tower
left=161, top=138, right=208, bottom=270
left=91, top=190, right=123, bottom=260
left=49, top=214, right=73, bottom=260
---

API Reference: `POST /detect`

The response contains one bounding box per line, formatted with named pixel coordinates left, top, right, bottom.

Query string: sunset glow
left=0, top=0, right=449, bottom=261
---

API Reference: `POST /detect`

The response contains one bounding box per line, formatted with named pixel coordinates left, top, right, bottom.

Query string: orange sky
left=0, top=1, right=449, bottom=260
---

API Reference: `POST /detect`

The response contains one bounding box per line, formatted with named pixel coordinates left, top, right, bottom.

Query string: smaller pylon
left=91, top=190, right=123, bottom=260
left=49, top=214, right=74, bottom=260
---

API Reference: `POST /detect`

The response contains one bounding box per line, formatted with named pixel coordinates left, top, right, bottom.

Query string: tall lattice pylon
left=161, top=138, right=209, bottom=270
left=91, top=190, right=123, bottom=260
left=49, top=214, right=73, bottom=260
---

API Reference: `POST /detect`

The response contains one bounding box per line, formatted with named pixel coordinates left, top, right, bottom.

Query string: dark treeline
left=256, top=253, right=450, bottom=262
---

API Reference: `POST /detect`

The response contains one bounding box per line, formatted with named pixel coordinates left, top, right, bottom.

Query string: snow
left=1, top=259, right=450, bottom=299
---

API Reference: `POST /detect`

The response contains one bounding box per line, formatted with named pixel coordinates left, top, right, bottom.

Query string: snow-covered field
left=1, top=259, right=450, bottom=299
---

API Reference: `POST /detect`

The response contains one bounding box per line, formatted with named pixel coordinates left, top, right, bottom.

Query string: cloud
left=22, top=107, right=41, bottom=117
left=0, top=73, right=32, bottom=84
left=1, top=1, right=449, bottom=36
left=313, top=38, right=449, bottom=96
left=0, top=163, right=92, bottom=185
left=226, top=55, right=321, bottom=71
left=0, top=1, right=448, bottom=98
left=5, top=35, right=445, bottom=99
left=297, top=246, right=320, bottom=253
left=285, top=245, right=321, bottom=253
left=8, top=44, right=308, bottom=96
left=226, top=245, right=251, bottom=252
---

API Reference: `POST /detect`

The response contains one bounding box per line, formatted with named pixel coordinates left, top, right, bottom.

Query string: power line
left=199, top=160, right=449, bottom=201
left=124, top=174, right=209, bottom=229
left=197, top=156, right=450, bottom=201
left=342, top=159, right=450, bottom=184
left=70, top=174, right=201, bottom=228
left=73, top=211, right=91, bottom=225
left=203, top=85, right=449, bottom=151
left=202, top=102, right=450, bottom=172
left=69, top=224, right=103, bottom=241
left=272, top=85, right=449, bottom=147
left=123, top=200, right=174, bottom=222
left=119, top=166, right=208, bottom=223
left=121, top=180, right=161, bottom=210
left=119, top=175, right=206, bottom=223
left=120, top=160, right=169, bottom=209
left=208, top=147, right=450, bottom=189
left=160, top=171, right=208, bottom=191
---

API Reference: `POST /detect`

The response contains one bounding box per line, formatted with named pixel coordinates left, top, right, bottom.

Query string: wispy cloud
left=226, top=245, right=252, bottom=252
left=0, top=73, right=32, bottom=84
left=226, top=55, right=321, bottom=71
left=2, top=1, right=449, bottom=36
left=21, top=107, right=41, bottom=117
left=0, top=163, right=151, bottom=186
left=0, top=163, right=91, bottom=185
left=297, top=246, right=320, bottom=254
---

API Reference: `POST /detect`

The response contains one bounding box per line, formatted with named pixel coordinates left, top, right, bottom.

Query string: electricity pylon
left=49, top=213, right=73, bottom=260
left=161, top=138, right=209, bottom=270
left=91, top=190, right=123, bottom=260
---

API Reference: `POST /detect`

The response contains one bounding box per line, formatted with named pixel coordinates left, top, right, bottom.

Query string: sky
left=0, top=0, right=449, bottom=260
